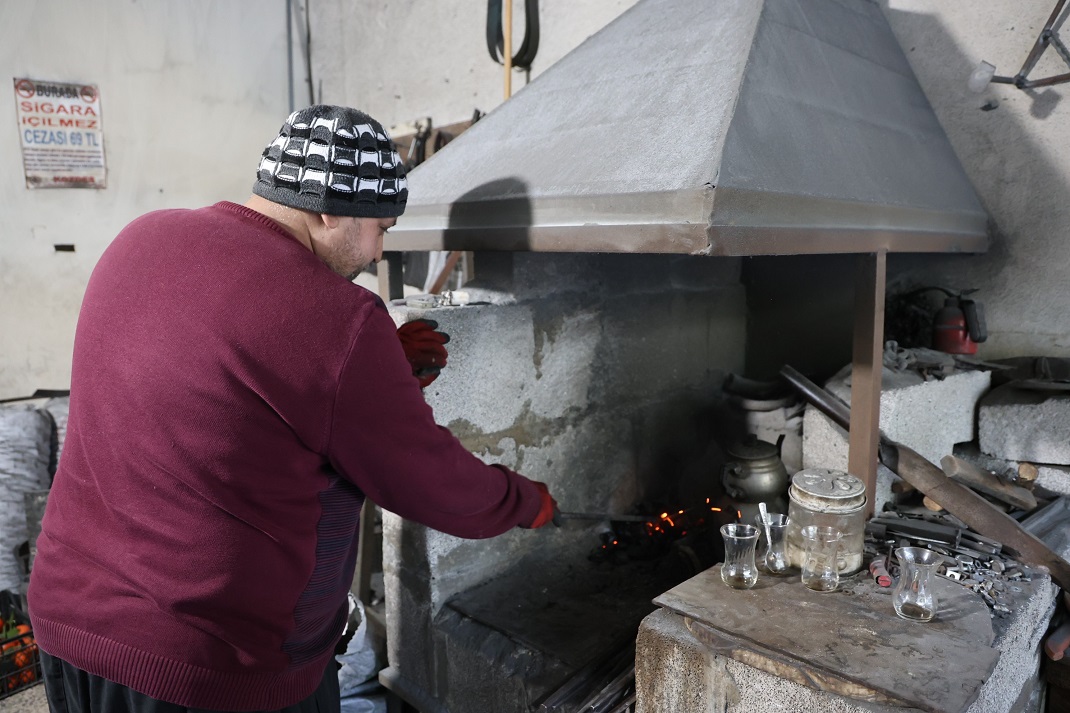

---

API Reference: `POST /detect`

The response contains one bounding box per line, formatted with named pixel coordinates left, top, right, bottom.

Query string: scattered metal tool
left=781, top=364, right=1070, bottom=592
left=553, top=510, right=653, bottom=526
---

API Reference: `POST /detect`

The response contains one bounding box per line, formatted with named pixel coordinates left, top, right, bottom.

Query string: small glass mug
left=893, top=547, right=940, bottom=622
left=720, top=523, right=760, bottom=589
left=800, top=525, right=842, bottom=592
left=754, top=513, right=790, bottom=575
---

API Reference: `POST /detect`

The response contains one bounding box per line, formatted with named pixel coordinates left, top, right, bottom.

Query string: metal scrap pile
left=865, top=510, right=1036, bottom=617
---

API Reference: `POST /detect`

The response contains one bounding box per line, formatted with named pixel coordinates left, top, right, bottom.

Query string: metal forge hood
left=386, top=0, right=988, bottom=257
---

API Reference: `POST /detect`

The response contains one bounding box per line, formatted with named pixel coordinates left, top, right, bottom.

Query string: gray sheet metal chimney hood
left=385, top=0, right=989, bottom=257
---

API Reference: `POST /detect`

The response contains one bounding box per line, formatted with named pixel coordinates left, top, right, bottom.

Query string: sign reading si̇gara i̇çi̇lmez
left=14, top=78, right=106, bottom=189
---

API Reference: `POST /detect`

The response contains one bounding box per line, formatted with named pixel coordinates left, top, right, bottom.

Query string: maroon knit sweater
left=27, top=202, right=541, bottom=710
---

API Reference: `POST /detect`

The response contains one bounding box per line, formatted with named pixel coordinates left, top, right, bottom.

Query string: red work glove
left=396, top=319, right=449, bottom=388
left=524, top=481, right=558, bottom=529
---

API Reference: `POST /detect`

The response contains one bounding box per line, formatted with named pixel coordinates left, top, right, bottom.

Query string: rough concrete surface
left=978, top=384, right=1070, bottom=465
left=635, top=609, right=728, bottom=713
left=965, top=574, right=1058, bottom=713
left=1035, top=464, right=1070, bottom=496
left=2, top=683, right=48, bottom=713
left=802, top=366, right=991, bottom=511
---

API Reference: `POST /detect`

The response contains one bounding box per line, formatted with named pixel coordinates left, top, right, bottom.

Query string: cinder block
left=951, top=442, right=1070, bottom=498
left=802, top=366, right=991, bottom=510
left=965, top=572, right=1059, bottom=713
left=979, top=383, right=1070, bottom=465
left=636, top=609, right=727, bottom=713
left=1035, top=464, right=1070, bottom=496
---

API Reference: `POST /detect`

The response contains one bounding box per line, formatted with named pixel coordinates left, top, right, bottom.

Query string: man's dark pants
left=40, top=651, right=341, bottom=713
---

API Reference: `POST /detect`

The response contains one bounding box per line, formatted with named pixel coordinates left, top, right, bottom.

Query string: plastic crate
left=0, top=592, right=41, bottom=699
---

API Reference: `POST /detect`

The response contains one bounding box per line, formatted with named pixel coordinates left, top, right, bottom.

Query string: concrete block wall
left=979, top=384, right=1070, bottom=466
left=382, top=251, right=746, bottom=708
left=802, top=366, right=991, bottom=511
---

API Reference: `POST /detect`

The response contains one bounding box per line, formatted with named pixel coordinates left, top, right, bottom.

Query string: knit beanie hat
left=253, top=105, right=407, bottom=218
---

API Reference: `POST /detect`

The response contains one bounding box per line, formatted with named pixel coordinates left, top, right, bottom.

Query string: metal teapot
left=722, top=434, right=789, bottom=504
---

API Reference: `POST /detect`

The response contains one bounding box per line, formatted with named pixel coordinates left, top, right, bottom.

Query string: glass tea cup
left=720, top=523, right=760, bottom=589
left=800, top=525, right=842, bottom=592
left=754, top=512, right=790, bottom=575
left=893, top=547, right=941, bottom=622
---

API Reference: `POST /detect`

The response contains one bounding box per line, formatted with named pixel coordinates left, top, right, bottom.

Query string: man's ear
left=320, top=213, right=341, bottom=230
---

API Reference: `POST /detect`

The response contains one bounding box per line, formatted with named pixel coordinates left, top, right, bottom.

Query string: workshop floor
left=3, top=683, right=48, bottom=712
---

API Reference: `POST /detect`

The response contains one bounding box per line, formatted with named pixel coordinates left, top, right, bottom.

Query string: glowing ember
left=588, top=498, right=735, bottom=565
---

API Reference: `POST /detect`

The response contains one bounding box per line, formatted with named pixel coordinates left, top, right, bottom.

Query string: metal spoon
left=758, top=501, right=772, bottom=542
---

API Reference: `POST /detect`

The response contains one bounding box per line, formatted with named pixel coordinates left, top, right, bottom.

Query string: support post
left=378, top=251, right=404, bottom=302
left=848, top=251, right=886, bottom=518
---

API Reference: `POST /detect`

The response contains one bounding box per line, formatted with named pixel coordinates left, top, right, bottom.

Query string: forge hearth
left=379, top=252, right=747, bottom=713
left=382, top=523, right=726, bottom=713
left=432, top=547, right=678, bottom=711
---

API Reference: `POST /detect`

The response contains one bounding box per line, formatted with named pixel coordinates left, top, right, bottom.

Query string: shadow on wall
left=446, top=177, right=533, bottom=252
left=437, top=176, right=533, bottom=293
left=878, top=3, right=1070, bottom=359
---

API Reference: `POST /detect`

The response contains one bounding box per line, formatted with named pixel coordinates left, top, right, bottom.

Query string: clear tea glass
left=754, top=513, right=790, bottom=575
left=893, top=547, right=940, bottom=622
left=720, top=523, right=760, bottom=589
left=800, top=525, right=842, bottom=592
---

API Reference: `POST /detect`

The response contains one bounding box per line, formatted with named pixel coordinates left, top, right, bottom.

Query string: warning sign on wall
left=13, top=78, right=106, bottom=189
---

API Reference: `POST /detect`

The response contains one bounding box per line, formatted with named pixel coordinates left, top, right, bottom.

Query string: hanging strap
left=486, top=0, right=540, bottom=69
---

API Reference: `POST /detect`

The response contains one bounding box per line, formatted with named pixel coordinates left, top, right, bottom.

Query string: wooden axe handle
left=881, top=441, right=1070, bottom=591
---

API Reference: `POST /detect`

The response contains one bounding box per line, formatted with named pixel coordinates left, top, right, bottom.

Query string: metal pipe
left=504, top=0, right=513, bottom=98
left=286, top=0, right=294, bottom=112
left=1050, top=29, right=1070, bottom=67
left=779, top=365, right=852, bottom=432
left=1020, top=71, right=1070, bottom=88
left=304, top=0, right=314, bottom=105
left=1016, top=0, right=1069, bottom=81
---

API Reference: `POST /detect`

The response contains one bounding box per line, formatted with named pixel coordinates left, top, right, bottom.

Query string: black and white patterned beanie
left=253, top=105, right=407, bottom=218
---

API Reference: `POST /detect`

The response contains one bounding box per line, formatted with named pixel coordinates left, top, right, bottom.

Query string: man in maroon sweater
left=27, top=105, right=556, bottom=713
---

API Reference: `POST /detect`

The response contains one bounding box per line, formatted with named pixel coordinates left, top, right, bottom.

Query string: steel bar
left=1021, top=71, right=1070, bottom=88
left=555, top=511, right=653, bottom=524
left=1017, top=0, right=1069, bottom=80
left=607, top=692, right=637, bottom=713
left=576, top=663, right=635, bottom=712
left=1050, top=31, right=1070, bottom=68
left=538, top=644, right=633, bottom=712
left=780, top=365, right=851, bottom=430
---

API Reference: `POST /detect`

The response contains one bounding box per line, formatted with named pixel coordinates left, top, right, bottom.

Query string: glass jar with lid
left=785, top=468, right=866, bottom=574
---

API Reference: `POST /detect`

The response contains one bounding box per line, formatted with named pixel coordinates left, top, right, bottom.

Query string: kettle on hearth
left=722, top=434, right=790, bottom=509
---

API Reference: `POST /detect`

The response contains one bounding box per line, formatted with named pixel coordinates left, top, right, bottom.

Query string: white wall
left=0, top=1, right=291, bottom=398
left=6, top=0, right=1069, bottom=395
left=881, top=0, right=1070, bottom=358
